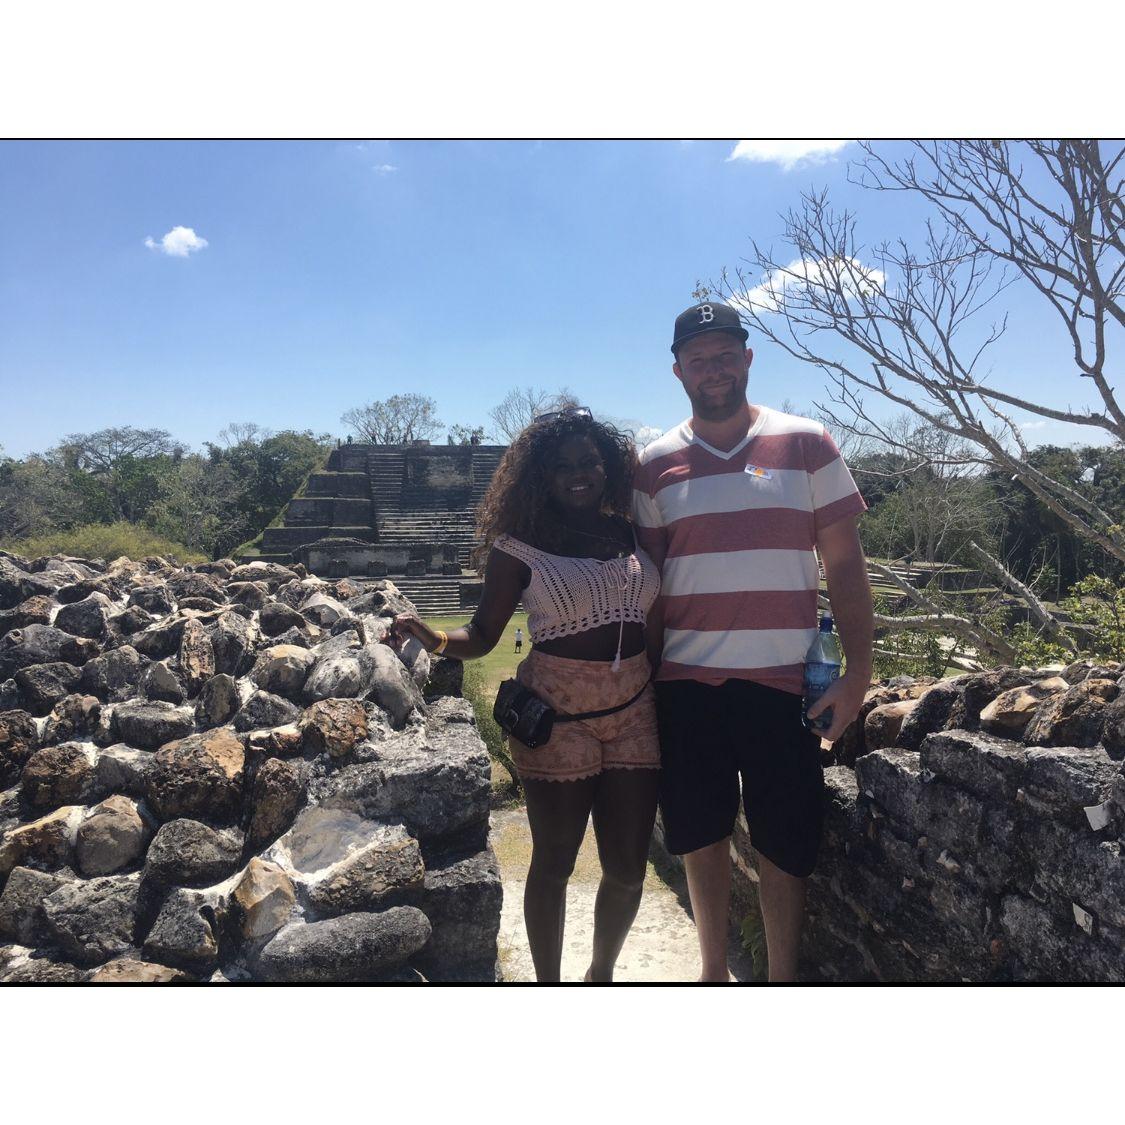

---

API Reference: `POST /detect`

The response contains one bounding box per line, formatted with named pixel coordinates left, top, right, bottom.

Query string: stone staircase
left=391, top=575, right=467, bottom=616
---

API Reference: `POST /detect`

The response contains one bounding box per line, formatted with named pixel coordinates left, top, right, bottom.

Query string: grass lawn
left=429, top=612, right=528, bottom=696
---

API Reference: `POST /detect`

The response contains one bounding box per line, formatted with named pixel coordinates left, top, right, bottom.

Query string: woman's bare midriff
left=530, top=621, right=647, bottom=663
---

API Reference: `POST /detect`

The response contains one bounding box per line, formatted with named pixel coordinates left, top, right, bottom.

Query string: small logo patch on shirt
left=744, top=464, right=773, bottom=480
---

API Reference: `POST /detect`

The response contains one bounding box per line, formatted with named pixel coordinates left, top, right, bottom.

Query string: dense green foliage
left=0, top=426, right=332, bottom=561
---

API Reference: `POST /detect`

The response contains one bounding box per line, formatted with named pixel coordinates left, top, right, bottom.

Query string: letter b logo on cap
left=698, top=304, right=714, bottom=324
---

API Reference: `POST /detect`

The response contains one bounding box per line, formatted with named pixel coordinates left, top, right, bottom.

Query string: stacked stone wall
left=726, top=663, right=1125, bottom=982
left=0, top=551, right=499, bottom=983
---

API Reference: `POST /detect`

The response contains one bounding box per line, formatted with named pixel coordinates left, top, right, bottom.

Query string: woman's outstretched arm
left=390, top=547, right=528, bottom=660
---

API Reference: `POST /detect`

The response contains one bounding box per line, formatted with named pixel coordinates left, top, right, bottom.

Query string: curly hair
left=474, top=413, right=638, bottom=565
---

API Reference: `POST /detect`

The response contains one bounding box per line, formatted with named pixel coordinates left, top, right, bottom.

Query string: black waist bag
left=493, top=676, right=650, bottom=749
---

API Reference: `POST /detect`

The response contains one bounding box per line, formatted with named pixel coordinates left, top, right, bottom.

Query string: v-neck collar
left=681, top=405, right=771, bottom=462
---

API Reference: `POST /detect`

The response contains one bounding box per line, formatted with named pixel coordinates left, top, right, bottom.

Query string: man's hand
left=806, top=672, right=868, bottom=743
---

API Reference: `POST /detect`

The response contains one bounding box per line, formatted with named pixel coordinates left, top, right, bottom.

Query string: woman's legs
left=587, top=767, right=660, bottom=982
left=522, top=775, right=599, bottom=982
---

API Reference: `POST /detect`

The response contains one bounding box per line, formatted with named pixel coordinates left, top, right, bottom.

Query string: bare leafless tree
left=341, top=394, right=443, bottom=444
left=713, top=139, right=1125, bottom=566
left=487, top=386, right=581, bottom=442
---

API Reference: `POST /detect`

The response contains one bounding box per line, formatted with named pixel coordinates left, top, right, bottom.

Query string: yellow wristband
left=433, top=630, right=449, bottom=655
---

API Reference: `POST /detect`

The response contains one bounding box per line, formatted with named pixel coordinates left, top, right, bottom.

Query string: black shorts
left=655, top=678, right=825, bottom=878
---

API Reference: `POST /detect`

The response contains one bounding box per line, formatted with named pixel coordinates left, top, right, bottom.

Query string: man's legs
left=683, top=838, right=732, bottom=982
left=756, top=854, right=806, bottom=982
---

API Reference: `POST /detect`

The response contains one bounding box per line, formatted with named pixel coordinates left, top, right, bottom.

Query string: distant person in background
left=514, top=626, right=523, bottom=653
left=391, top=409, right=662, bottom=982
left=634, top=301, right=873, bottom=982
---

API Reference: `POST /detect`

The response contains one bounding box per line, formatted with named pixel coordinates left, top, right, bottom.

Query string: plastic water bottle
left=803, top=615, right=842, bottom=733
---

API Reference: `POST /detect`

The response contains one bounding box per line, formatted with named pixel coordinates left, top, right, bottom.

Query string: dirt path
left=490, top=805, right=753, bottom=983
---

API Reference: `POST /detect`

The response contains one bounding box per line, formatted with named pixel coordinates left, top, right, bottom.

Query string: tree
left=713, top=139, right=1125, bottom=569
left=447, top=425, right=490, bottom=445
left=487, top=387, right=580, bottom=442
left=341, top=394, right=442, bottom=444
left=48, top=426, right=187, bottom=524
left=850, top=414, right=1000, bottom=565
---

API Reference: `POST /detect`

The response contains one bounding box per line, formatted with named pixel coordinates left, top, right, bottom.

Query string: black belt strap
left=552, top=678, right=652, bottom=724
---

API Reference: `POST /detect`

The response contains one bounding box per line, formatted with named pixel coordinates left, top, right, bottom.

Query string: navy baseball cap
left=671, top=301, right=749, bottom=355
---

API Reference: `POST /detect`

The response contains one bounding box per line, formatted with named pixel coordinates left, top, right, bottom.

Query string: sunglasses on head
left=533, top=406, right=593, bottom=424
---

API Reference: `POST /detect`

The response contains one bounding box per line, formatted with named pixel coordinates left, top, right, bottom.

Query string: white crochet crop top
left=492, top=533, right=661, bottom=666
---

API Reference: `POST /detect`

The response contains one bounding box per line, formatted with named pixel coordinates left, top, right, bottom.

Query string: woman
left=391, top=409, right=661, bottom=982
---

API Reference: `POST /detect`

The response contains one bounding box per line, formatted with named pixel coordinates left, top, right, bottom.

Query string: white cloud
left=1019, top=420, right=1050, bottom=430
left=144, top=226, right=209, bottom=257
left=373, top=164, right=398, bottom=175
left=727, top=140, right=852, bottom=171
left=728, top=257, right=885, bottom=315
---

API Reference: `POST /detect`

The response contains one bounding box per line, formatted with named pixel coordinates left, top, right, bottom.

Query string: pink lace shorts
left=510, top=649, right=661, bottom=783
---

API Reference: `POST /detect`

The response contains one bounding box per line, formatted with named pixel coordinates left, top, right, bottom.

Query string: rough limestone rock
left=265, top=808, right=424, bottom=917
left=42, top=873, right=141, bottom=966
left=250, top=645, right=316, bottom=701
left=227, top=581, right=270, bottom=610
left=231, top=857, right=296, bottom=941
left=1024, top=679, right=1118, bottom=747
left=0, top=595, right=53, bottom=637
left=146, top=728, right=245, bottom=825
left=246, top=758, right=306, bottom=850
left=94, top=744, right=155, bottom=799
left=115, top=606, right=155, bottom=636
left=920, top=729, right=1027, bottom=804
left=210, top=612, right=254, bottom=677
left=300, top=593, right=351, bottom=629
left=946, top=668, right=1031, bottom=731
left=141, top=660, right=186, bottom=703
left=54, top=593, right=114, bottom=640
left=0, top=710, right=38, bottom=787
left=88, top=958, right=190, bottom=982
left=143, top=886, right=224, bottom=974
left=0, top=806, right=82, bottom=877
left=310, top=726, right=490, bottom=850
left=0, top=624, right=97, bottom=679
left=14, top=662, right=83, bottom=716
left=416, top=847, right=502, bottom=979
left=230, top=562, right=298, bottom=586
left=168, top=572, right=226, bottom=605
left=131, top=615, right=189, bottom=660
left=1021, top=746, right=1121, bottom=825
left=255, top=907, right=431, bottom=983
left=234, top=690, right=301, bottom=733
left=0, top=866, right=72, bottom=945
left=178, top=619, right=216, bottom=697
left=1103, top=696, right=1125, bottom=761
left=300, top=697, right=368, bottom=758
left=113, top=699, right=194, bottom=750
left=259, top=602, right=306, bottom=638
left=897, top=678, right=968, bottom=752
left=0, top=954, right=87, bottom=982
left=129, top=583, right=172, bottom=615
left=20, top=742, right=98, bottom=811
left=864, top=699, right=917, bottom=753
left=144, top=819, right=245, bottom=887
left=364, top=643, right=425, bottom=726
left=76, top=794, right=152, bottom=876
left=43, top=693, right=101, bottom=745
left=194, top=673, right=240, bottom=729
left=980, top=679, right=1065, bottom=737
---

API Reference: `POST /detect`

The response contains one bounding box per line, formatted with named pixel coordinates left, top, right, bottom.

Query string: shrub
left=1, top=521, right=208, bottom=565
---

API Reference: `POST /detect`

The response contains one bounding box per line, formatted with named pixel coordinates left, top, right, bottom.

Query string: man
left=633, top=301, right=873, bottom=982
left=514, top=626, right=523, bottom=654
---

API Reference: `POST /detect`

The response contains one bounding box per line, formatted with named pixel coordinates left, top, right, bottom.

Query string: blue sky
left=0, top=139, right=1114, bottom=459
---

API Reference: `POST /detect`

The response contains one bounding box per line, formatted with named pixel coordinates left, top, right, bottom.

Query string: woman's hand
left=390, top=612, right=442, bottom=653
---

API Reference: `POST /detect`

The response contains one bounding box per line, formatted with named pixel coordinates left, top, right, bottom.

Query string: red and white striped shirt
left=632, top=406, right=866, bottom=695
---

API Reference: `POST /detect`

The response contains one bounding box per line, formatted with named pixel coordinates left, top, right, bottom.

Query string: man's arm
left=806, top=514, right=873, bottom=742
